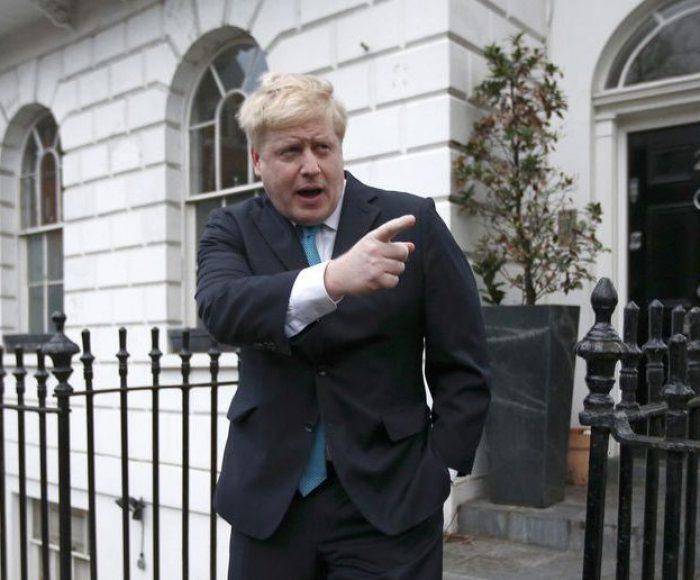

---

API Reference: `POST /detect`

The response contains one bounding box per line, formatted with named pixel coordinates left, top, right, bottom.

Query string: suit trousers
left=227, top=464, right=444, bottom=580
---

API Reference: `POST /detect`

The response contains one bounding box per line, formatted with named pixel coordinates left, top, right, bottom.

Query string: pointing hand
left=324, top=215, right=416, bottom=300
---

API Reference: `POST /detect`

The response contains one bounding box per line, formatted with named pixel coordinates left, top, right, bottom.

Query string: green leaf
left=452, top=33, right=608, bottom=304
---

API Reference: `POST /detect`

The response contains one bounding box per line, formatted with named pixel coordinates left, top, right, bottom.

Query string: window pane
left=227, top=190, right=260, bottom=206
left=21, top=175, right=37, bottom=228
left=51, top=552, right=58, bottom=580
left=28, top=235, right=44, bottom=283
left=47, top=283, right=63, bottom=328
left=47, top=284, right=62, bottom=327
left=660, top=0, right=699, bottom=20
left=605, top=17, right=656, bottom=88
left=29, top=285, right=44, bottom=334
left=214, top=45, right=246, bottom=91
left=626, top=11, right=700, bottom=85
left=36, top=115, right=58, bottom=148
left=240, top=47, right=267, bottom=94
left=48, top=504, right=60, bottom=545
left=29, top=544, right=42, bottom=579
left=219, top=93, right=248, bottom=189
left=74, top=558, right=90, bottom=580
left=32, top=500, right=42, bottom=540
left=47, top=230, right=63, bottom=280
left=191, top=69, right=221, bottom=124
left=22, top=134, right=38, bottom=176
left=190, top=125, right=216, bottom=194
left=40, top=154, right=58, bottom=225
left=70, top=510, right=86, bottom=552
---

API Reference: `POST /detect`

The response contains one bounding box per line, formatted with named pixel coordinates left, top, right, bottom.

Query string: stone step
left=456, top=485, right=590, bottom=552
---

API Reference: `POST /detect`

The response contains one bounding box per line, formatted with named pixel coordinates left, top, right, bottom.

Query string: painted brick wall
left=0, top=0, right=550, bottom=573
left=0, top=0, right=545, bottom=343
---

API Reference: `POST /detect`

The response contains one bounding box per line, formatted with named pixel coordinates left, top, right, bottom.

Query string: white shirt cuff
left=285, top=262, right=339, bottom=337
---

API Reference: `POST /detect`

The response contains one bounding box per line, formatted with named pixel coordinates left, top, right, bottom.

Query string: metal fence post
left=208, top=338, right=221, bottom=580
left=80, top=330, right=98, bottom=580
left=686, top=307, right=700, bottom=580
left=576, top=278, right=623, bottom=580
left=35, top=350, right=50, bottom=580
left=0, top=348, right=6, bottom=580
left=641, top=300, right=667, bottom=580
left=43, top=313, right=80, bottom=580
left=179, top=329, right=192, bottom=580
left=615, top=302, right=641, bottom=580
left=13, top=347, right=28, bottom=580
left=149, top=327, right=161, bottom=580
left=662, top=333, right=693, bottom=578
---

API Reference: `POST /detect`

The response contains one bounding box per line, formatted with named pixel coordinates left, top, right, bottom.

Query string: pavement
left=442, top=533, right=613, bottom=580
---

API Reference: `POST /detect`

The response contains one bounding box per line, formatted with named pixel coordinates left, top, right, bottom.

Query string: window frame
left=28, top=498, right=90, bottom=580
left=17, top=113, right=64, bottom=335
left=606, top=1, right=700, bottom=88
left=182, top=39, right=268, bottom=336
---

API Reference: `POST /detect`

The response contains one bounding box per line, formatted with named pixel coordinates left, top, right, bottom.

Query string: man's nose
left=300, top=149, right=320, bottom=175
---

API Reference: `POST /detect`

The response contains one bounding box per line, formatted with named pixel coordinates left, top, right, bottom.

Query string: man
left=196, top=73, right=490, bottom=579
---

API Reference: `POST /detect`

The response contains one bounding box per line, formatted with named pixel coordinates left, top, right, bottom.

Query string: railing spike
left=671, top=305, right=686, bottom=337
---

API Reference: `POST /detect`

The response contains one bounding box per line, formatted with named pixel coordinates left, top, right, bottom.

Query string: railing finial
left=576, top=278, right=624, bottom=413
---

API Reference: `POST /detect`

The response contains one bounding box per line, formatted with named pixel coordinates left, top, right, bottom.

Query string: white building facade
left=0, top=0, right=697, bottom=577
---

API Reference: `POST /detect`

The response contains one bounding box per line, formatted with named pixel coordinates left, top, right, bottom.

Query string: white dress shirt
left=284, top=189, right=344, bottom=338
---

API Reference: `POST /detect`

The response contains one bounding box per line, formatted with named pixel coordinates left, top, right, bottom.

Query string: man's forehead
left=269, top=122, right=335, bottom=138
left=259, top=123, right=341, bottom=150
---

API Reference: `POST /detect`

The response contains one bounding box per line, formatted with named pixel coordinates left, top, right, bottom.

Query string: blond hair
left=237, top=73, right=348, bottom=148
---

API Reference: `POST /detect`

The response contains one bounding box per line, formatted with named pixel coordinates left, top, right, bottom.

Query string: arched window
left=188, top=41, right=267, bottom=247
left=19, top=113, right=63, bottom=334
left=606, top=0, right=700, bottom=88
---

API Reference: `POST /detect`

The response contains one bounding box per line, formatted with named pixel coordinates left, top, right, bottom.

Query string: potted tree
left=453, top=34, right=605, bottom=507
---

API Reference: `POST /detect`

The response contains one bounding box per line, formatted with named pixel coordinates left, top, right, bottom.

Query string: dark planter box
left=483, top=305, right=580, bottom=507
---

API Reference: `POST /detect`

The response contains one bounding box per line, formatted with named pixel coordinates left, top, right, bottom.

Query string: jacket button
left=317, top=367, right=328, bottom=377
left=304, top=423, right=313, bottom=432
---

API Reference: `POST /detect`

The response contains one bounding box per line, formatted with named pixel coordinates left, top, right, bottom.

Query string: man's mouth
left=297, top=188, right=323, bottom=198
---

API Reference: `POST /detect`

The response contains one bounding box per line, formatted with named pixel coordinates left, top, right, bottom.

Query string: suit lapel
left=251, top=198, right=309, bottom=271
left=332, top=173, right=381, bottom=258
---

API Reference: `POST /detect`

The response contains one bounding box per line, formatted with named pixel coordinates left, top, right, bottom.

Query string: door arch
left=592, top=0, right=700, bottom=324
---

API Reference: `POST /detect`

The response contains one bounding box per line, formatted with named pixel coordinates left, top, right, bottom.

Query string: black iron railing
left=577, top=278, right=700, bottom=580
left=0, top=313, right=235, bottom=580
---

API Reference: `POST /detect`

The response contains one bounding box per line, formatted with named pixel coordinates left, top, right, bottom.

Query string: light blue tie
left=297, top=225, right=327, bottom=496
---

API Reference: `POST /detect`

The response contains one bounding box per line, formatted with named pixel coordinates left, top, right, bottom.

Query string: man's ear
left=251, top=147, right=262, bottom=177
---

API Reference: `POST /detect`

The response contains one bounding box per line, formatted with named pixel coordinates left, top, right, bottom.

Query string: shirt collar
left=323, top=181, right=345, bottom=232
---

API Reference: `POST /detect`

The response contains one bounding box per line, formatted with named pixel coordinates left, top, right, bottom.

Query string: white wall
left=548, top=0, right=662, bottom=424
left=0, top=0, right=551, bottom=570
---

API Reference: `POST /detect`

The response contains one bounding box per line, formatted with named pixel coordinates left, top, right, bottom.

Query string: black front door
left=628, top=122, right=700, bottom=398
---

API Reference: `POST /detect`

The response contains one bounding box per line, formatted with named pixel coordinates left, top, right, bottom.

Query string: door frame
left=591, top=75, right=700, bottom=330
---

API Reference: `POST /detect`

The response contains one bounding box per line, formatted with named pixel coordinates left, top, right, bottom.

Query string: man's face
left=251, top=118, right=345, bottom=226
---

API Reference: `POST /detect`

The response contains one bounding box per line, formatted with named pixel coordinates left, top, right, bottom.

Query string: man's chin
left=289, top=204, right=334, bottom=225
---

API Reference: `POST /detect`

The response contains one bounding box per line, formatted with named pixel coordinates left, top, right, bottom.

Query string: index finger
left=370, top=214, right=416, bottom=242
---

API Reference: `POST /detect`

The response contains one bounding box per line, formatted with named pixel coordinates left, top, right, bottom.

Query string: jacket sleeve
left=420, top=198, right=491, bottom=474
left=196, top=207, right=301, bottom=350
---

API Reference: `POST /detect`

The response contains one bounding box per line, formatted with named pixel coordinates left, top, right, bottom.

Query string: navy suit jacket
left=196, top=172, right=490, bottom=539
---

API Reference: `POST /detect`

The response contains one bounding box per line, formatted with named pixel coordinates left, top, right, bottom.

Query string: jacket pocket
left=226, top=393, right=258, bottom=424
left=382, top=405, right=429, bottom=441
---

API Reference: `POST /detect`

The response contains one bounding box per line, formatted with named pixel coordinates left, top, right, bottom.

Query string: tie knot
left=301, top=225, right=321, bottom=239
